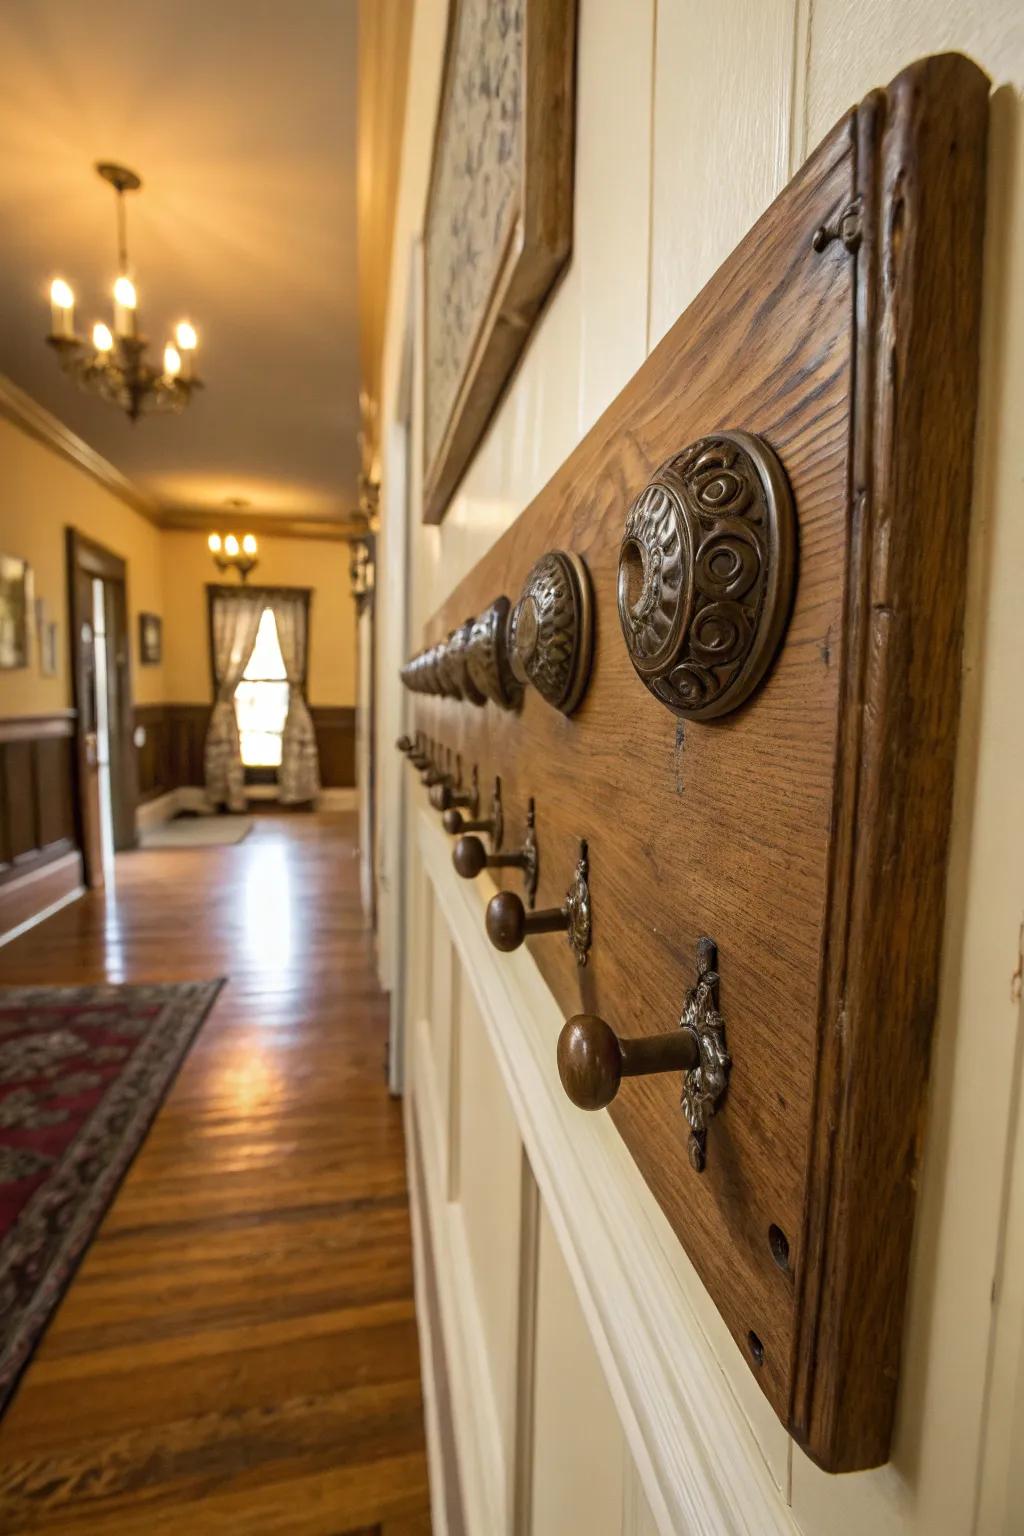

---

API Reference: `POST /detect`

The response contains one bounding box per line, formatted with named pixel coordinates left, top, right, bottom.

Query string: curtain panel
left=204, top=589, right=265, bottom=812
left=273, top=592, right=320, bottom=804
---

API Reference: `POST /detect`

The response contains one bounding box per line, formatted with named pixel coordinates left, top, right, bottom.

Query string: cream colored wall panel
left=457, top=969, right=525, bottom=1461
left=791, top=10, right=1024, bottom=1535
left=428, top=886, right=453, bottom=1130
left=647, top=0, right=797, bottom=350
left=531, top=1202, right=625, bottom=1536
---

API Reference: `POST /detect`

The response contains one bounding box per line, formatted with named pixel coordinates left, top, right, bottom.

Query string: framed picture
left=139, top=612, right=162, bottom=665
left=0, top=555, right=33, bottom=669
left=422, top=0, right=577, bottom=524
left=41, top=621, right=58, bottom=677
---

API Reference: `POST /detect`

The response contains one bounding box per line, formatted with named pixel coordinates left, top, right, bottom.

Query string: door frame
left=66, top=528, right=138, bottom=882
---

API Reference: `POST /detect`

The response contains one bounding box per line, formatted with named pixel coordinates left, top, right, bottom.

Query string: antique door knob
left=556, top=938, right=730, bottom=1171
left=452, top=799, right=538, bottom=905
left=485, top=841, right=591, bottom=964
left=430, top=774, right=478, bottom=814
left=442, top=779, right=504, bottom=844
left=443, top=807, right=492, bottom=836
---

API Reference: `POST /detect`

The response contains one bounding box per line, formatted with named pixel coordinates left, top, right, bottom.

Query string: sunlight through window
left=235, top=608, right=289, bottom=767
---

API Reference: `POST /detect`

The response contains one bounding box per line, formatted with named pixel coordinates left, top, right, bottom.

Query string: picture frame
left=422, top=0, right=577, bottom=524
left=0, top=554, right=33, bottom=669
left=138, top=611, right=162, bottom=665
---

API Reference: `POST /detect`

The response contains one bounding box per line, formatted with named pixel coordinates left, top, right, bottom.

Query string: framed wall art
left=138, top=612, right=162, bottom=665
left=0, top=555, right=33, bottom=669
left=422, top=0, right=577, bottom=524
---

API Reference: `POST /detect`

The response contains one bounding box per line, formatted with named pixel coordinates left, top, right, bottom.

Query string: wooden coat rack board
left=402, top=55, right=989, bottom=1472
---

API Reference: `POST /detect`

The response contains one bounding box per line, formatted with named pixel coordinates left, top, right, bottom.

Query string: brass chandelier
left=46, top=162, right=202, bottom=422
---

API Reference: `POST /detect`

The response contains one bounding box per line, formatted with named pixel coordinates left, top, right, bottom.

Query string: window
left=234, top=608, right=289, bottom=767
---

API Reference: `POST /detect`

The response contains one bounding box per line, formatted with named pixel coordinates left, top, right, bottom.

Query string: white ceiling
left=0, top=0, right=360, bottom=523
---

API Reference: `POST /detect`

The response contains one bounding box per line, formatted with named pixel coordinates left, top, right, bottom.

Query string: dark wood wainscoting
left=0, top=714, right=83, bottom=940
left=135, top=704, right=356, bottom=797
left=312, top=706, right=357, bottom=788
left=135, top=704, right=211, bottom=803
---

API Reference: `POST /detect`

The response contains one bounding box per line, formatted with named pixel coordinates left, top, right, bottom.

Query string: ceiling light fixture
left=46, top=162, right=203, bottom=422
left=209, top=501, right=259, bottom=582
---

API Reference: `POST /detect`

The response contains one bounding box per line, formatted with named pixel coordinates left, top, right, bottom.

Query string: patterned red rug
left=0, top=980, right=223, bottom=1417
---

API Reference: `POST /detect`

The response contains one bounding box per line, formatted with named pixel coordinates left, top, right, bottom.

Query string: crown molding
left=158, top=508, right=368, bottom=544
left=0, top=374, right=367, bottom=543
left=0, top=373, right=161, bottom=522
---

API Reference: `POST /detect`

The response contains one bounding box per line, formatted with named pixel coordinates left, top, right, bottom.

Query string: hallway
left=0, top=813, right=430, bottom=1535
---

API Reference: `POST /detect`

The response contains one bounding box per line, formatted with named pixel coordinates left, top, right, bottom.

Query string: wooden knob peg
left=452, top=834, right=529, bottom=880
left=443, top=808, right=492, bottom=836
left=556, top=1014, right=699, bottom=1111
left=486, top=890, right=567, bottom=951
left=396, top=735, right=414, bottom=754
left=422, top=767, right=450, bottom=787
left=409, top=751, right=429, bottom=768
left=430, top=782, right=476, bottom=813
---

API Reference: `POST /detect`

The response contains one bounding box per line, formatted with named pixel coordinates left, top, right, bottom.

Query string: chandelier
left=46, top=163, right=202, bottom=422
left=208, top=505, right=259, bottom=582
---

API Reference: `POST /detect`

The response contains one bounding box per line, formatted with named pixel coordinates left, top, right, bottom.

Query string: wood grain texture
left=407, top=55, right=988, bottom=1470
left=0, top=716, right=77, bottom=888
left=0, top=812, right=432, bottom=1532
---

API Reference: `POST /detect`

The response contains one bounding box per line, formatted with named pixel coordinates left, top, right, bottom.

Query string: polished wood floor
left=0, top=812, right=431, bottom=1535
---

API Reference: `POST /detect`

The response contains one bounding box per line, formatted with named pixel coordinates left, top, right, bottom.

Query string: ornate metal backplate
left=617, top=432, right=795, bottom=720
left=521, top=798, right=539, bottom=908
left=508, top=550, right=593, bottom=715
left=465, top=597, right=523, bottom=710
left=562, top=840, right=592, bottom=966
left=678, top=938, right=730, bottom=1173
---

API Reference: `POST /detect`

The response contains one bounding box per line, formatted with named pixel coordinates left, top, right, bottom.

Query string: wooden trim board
left=407, top=55, right=989, bottom=1469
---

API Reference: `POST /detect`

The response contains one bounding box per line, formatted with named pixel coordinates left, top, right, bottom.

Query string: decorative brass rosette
left=617, top=431, right=795, bottom=720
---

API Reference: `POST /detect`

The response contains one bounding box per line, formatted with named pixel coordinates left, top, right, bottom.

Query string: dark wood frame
left=421, top=0, right=577, bottom=524
left=409, top=55, right=989, bottom=1472
left=66, top=529, right=138, bottom=879
left=138, top=611, right=162, bottom=665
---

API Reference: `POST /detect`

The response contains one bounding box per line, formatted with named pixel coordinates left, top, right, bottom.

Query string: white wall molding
left=417, top=806, right=795, bottom=1536
left=409, top=1011, right=511, bottom=1534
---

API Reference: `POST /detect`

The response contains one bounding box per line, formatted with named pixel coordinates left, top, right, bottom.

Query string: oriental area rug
left=0, top=980, right=223, bottom=1417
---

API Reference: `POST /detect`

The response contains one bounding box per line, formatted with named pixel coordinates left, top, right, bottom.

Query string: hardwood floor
left=0, top=812, right=431, bottom=1535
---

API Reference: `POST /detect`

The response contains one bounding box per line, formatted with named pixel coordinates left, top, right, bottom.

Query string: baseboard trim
left=135, top=790, right=180, bottom=833
left=319, top=788, right=359, bottom=811
left=0, top=851, right=85, bottom=948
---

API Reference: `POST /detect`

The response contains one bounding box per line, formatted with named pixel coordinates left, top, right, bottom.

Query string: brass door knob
left=484, top=841, right=591, bottom=965
left=556, top=939, right=730, bottom=1172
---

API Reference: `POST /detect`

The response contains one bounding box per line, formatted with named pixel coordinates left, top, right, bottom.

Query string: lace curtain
left=204, top=589, right=264, bottom=812
left=272, top=592, right=320, bottom=805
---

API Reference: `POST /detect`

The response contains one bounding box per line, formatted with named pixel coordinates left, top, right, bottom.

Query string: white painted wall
left=374, top=2, right=1024, bottom=1531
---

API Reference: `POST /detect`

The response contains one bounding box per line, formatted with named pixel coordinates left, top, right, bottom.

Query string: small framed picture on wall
left=0, top=554, right=33, bottom=669
left=139, top=612, right=162, bottom=665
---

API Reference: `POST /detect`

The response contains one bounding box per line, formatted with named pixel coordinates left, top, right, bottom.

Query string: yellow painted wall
left=0, top=415, right=357, bottom=719
left=0, top=414, right=166, bottom=715
left=160, top=530, right=356, bottom=706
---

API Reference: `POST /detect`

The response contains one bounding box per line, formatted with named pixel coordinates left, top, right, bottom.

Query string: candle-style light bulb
left=163, top=344, right=182, bottom=379
left=208, top=533, right=222, bottom=554
left=93, top=322, right=113, bottom=353
left=50, top=278, right=75, bottom=337
left=241, top=534, right=257, bottom=556
left=113, top=274, right=137, bottom=337
left=175, top=320, right=197, bottom=351
left=224, top=534, right=240, bottom=557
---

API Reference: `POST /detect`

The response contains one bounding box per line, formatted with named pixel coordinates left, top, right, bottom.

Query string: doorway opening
left=66, top=530, right=138, bottom=888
